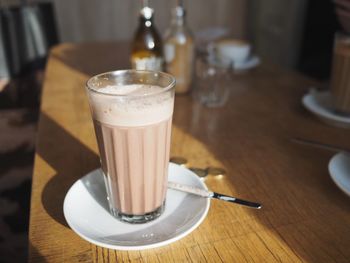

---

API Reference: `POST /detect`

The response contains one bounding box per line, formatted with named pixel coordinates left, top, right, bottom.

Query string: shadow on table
left=29, top=242, right=47, bottom=262
left=38, top=113, right=99, bottom=228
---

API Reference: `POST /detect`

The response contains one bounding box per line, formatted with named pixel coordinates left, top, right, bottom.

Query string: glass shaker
left=164, top=0, right=194, bottom=94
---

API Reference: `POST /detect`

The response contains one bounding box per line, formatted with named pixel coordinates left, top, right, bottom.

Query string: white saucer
left=208, top=55, right=260, bottom=71
left=63, top=163, right=210, bottom=250
left=302, top=89, right=350, bottom=128
left=329, top=152, right=350, bottom=197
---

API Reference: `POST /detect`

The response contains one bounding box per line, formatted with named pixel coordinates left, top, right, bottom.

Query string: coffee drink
left=86, top=72, right=175, bottom=223
left=330, top=33, right=350, bottom=114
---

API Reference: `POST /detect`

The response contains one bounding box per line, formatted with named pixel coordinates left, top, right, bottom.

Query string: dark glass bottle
left=131, top=0, right=164, bottom=71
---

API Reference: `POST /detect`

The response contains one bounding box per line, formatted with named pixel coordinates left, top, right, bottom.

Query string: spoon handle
left=168, top=181, right=262, bottom=209
left=209, top=192, right=262, bottom=209
left=291, top=137, right=350, bottom=153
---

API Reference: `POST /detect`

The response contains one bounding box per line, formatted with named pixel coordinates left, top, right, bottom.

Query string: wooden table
left=29, top=42, right=350, bottom=262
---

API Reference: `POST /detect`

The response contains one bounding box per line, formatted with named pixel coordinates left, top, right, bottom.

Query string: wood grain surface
left=28, top=42, right=350, bottom=262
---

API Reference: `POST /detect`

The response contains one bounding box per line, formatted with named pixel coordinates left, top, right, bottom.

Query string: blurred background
left=44, top=0, right=336, bottom=73
left=0, top=0, right=343, bottom=261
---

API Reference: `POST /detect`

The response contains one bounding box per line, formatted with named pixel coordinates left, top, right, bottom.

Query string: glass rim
left=86, top=69, right=176, bottom=98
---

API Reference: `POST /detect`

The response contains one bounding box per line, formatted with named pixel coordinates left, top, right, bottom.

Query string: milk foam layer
left=88, top=84, right=174, bottom=126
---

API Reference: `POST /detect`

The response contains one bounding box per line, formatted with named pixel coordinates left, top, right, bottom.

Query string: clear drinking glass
left=86, top=70, right=175, bottom=223
left=193, top=56, right=231, bottom=107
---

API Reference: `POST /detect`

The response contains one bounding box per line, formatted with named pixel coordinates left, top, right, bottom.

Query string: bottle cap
left=141, top=6, right=154, bottom=19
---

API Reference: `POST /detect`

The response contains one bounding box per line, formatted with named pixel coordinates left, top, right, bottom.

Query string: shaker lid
left=173, top=6, right=185, bottom=18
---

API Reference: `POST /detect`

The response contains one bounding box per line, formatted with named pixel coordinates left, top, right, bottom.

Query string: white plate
left=302, top=89, right=350, bottom=128
left=63, top=163, right=210, bottom=250
left=207, top=55, right=260, bottom=71
left=329, top=152, right=350, bottom=197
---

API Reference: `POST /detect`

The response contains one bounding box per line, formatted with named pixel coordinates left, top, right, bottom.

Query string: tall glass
left=86, top=70, right=175, bottom=223
left=330, top=32, right=350, bottom=115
